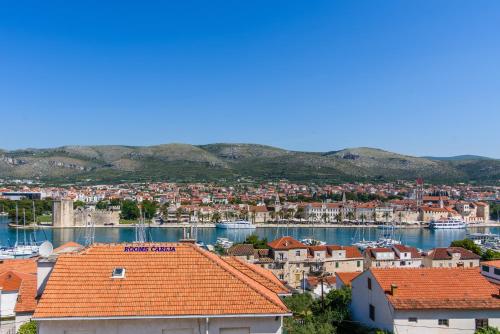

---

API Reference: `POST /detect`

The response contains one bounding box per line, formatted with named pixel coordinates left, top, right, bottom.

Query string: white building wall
left=38, top=316, right=283, bottom=334
left=394, top=309, right=500, bottom=334
left=350, top=271, right=394, bottom=332
left=0, top=291, right=18, bottom=317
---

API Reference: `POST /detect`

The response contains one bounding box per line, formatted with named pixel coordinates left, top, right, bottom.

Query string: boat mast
left=15, top=203, right=19, bottom=247
left=23, top=208, right=27, bottom=245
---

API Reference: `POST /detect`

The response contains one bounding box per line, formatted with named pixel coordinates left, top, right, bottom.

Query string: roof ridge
left=227, top=256, right=286, bottom=293
left=191, top=245, right=288, bottom=312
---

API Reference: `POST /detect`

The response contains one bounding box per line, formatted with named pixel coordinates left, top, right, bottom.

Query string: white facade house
left=350, top=268, right=500, bottom=334
left=481, top=260, right=500, bottom=284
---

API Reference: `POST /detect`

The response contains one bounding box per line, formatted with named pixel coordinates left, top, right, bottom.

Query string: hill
left=0, top=144, right=498, bottom=184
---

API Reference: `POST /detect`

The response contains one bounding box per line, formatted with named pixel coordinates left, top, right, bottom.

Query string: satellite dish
left=39, top=241, right=54, bottom=258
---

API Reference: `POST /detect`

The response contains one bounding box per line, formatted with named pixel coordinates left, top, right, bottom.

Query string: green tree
left=95, top=200, right=108, bottom=210
left=120, top=200, right=140, bottom=220
left=73, top=200, right=85, bottom=209
left=450, top=239, right=482, bottom=256
left=476, top=327, right=500, bottom=334
left=141, top=200, right=157, bottom=219
left=17, top=320, right=37, bottom=334
left=238, top=234, right=270, bottom=249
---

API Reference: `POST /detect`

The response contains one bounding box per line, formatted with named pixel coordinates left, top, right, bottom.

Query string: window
left=438, top=319, right=449, bottom=327
left=476, top=319, right=488, bottom=330
left=111, top=267, right=125, bottom=278
left=369, top=304, right=375, bottom=321
left=335, top=262, right=339, bottom=268
left=279, top=274, right=284, bottom=280
left=400, top=261, right=406, bottom=266
left=357, top=261, right=361, bottom=267
left=408, top=317, right=418, bottom=323
left=494, top=268, right=500, bottom=275
left=296, top=250, right=301, bottom=256
left=279, top=253, right=284, bottom=260
left=482, top=265, right=490, bottom=272
left=470, top=262, right=474, bottom=268
left=368, top=278, right=372, bottom=290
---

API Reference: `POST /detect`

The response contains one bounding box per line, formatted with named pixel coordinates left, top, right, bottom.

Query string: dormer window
left=112, top=267, right=125, bottom=278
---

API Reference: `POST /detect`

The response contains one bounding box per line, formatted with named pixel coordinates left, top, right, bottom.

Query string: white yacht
left=215, top=220, right=256, bottom=230
left=429, top=217, right=467, bottom=229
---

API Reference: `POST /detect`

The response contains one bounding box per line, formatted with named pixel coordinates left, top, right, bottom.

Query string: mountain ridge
left=0, top=143, right=498, bottom=184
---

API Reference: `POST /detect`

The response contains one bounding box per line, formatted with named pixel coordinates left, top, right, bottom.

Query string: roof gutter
left=34, top=313, right=293, bottom=321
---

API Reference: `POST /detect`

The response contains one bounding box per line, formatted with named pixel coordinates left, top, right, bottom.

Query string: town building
left=350, top=268, right=500, bottom=334
left=481, top=260, right=500, bottom=284
left=257, top=237, right=363, bottom=288
left=335, top=271, right=361, bottom=289
left=34, top=242, right=291, bottom=334
left=364, top=245, right=422, bottom=270
left=422, top=247, right=481, bottom=268
left=0, top=259, right=38, bottom=332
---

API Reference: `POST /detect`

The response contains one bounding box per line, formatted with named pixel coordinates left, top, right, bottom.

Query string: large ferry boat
left=215, top=220, right=256, bottom=230
left=429, top=217, right=467, bottom=229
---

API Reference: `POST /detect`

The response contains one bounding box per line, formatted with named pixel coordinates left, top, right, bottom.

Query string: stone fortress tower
left=52, top=199, right=74, bottom=227
left=52, top=199, right=120, bottom=227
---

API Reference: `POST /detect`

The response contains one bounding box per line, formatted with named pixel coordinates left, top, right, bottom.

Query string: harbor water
left=0, top=216, right=498, bottom=250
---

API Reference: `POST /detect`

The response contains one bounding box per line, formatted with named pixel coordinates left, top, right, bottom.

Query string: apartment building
left=350, top=268, right=500, bottom=334
left=364, top=244, right=422, bottom=269
left=254, top=237, right=363, bottom=288
left=422, top=247, right=481, bottom=268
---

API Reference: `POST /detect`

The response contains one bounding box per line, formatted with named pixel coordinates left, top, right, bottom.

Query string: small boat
left=300, top=238, right=326, bottom=246
left=353, top=239, right=379, bottom=250
left=467, top=233, right=500, bottom=245
left=215, top=220, right=256, bottom=230
left=376, top=237, right=401, bottom=247
left=429, top=217, right=467, bottom=229
left=0, top=212, right=8, bottom=217
left=215, top=237, right=234, bottom=249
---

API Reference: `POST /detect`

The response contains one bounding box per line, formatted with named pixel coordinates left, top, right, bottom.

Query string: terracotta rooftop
left=370, top=268, right=500, bottom=310
left=0, top=259, right=37, bottom=313
left=53, top=241, right=84, bottom=254
left=34, top=243, right=289, bottom=319
left=267, top=237, right=307, bottom=250
left=482, top=260, right=500, bottom=268
left=222, top=256, right=290, bottom=295
left=336, top=272, right=361, bottom=287
left=227, top=244, right=255, bottom=257
left=426, top=247, right=481, bottom=261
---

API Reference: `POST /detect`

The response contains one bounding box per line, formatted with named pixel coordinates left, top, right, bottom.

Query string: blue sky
left=1, top=1, right=499, bottom=157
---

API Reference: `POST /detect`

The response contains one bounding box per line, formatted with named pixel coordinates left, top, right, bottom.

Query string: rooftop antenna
left=84, top=213, right=95, bottom=246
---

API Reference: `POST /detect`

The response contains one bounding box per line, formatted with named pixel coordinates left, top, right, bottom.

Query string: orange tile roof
left=327, top=245, right=363, bottom=258
left=370, top=268, right=500, bottom=310
left=53, top=241, right=83, bottom=254
left=268, top=237, right=307, bottom=250
left=0, top=259, right=37, bottom=313
left=222, top=257, right=290, bottom=295
left=336, top=272, right=361, bottom=286
left=34, top=243, right=290, bottom=319
left=482, top=260, right=500, bottom=268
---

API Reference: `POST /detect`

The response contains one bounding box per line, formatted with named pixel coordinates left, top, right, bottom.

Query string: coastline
left=6, top=221, right=500, bottom=229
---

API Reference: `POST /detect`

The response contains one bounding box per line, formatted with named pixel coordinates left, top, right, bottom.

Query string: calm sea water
left=1, top=216, right=498, bottom=250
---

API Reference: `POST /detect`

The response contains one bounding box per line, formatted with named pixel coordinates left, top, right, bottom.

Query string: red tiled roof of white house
left=370, top=268, right=500, bottom=310
left=0, top=259, right=38, bottom=313
left=34, top=243, right=290, bottom=319
left=268, top=237, right=308, bottom=250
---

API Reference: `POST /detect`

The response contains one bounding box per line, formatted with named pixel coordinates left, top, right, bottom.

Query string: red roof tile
left=370, top=268, right=500, bottom=310
left=268, top=237, right=307, bottom=250
left=34, top=243, right=289, bottom=319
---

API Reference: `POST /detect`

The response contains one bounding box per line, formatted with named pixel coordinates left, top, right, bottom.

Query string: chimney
left=391, top=284, right=398, bottom=296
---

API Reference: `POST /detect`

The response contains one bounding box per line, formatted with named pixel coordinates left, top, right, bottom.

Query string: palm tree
left=372, top=211, right=377, bottom=224
left=383, top=211, right=390, bottom=224
left=360, top=213, right=367, bottom=225
left=211, top=211, right=221, bottom=223
left=334, top=213, right=342, bottom=224
left=176, top=208, right=183, bottom=223
left=295, top=207, right=304, bottom=223
left=347, top=211, right=355, bottom=222
left=321, top=213, right=328, bottom=224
